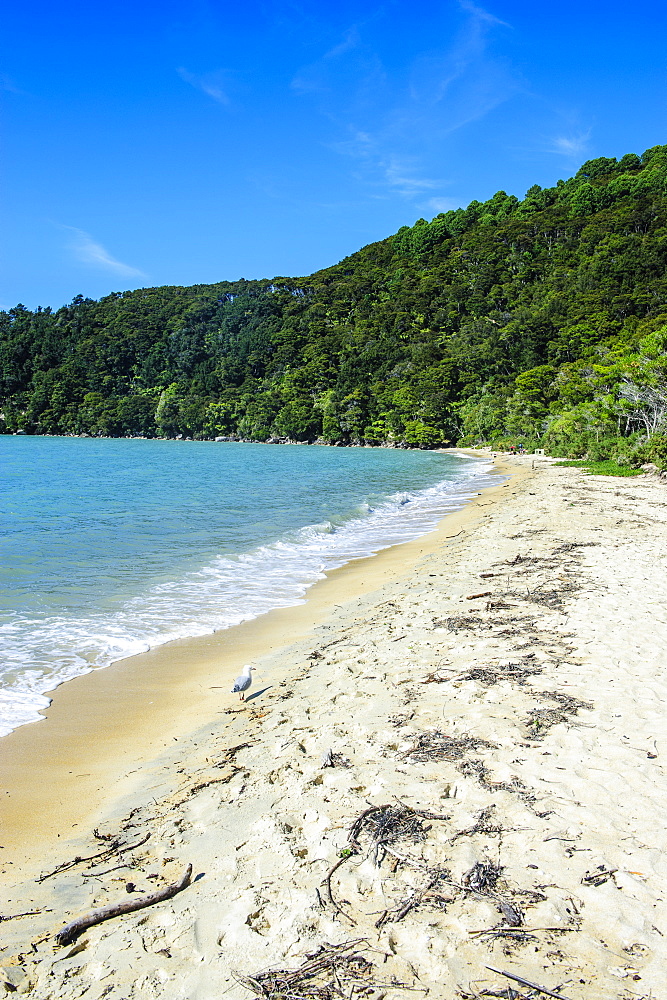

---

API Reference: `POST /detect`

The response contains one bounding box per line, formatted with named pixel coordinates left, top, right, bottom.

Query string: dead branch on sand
left=55, top=864, right=192, bottom=946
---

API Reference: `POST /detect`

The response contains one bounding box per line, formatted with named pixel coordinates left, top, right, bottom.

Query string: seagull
left=231, top=664, right=253, bottom=701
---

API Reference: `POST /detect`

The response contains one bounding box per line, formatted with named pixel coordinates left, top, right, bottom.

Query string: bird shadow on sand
left=245, top=685, right=272, bottom=703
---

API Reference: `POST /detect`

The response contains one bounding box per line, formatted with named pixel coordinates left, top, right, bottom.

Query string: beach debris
left=467, top=591, right=493, bottom=600
left=321, top=852, right=358, bottom=925
left=233, top=939, right=406, bottom=1000
left=55, top=864, right=192, bottom=946
left=0, top=908, right=44, bottom=923
left=439, top=615, right=484, bottom=631
left=551, top=541, right=599, bottom=553
left=497, top=898, right=524, bottom=927
left=422, top=669, right=452, bottom=684
left=348, top=802, right=449, bottom=865
left=320, top=804, right=450, bottom=920
left=526, top=691, right=592, bottom=738
left=388, top=712, right=414, bottom=727
left=581, top=866, right=618, bottom=887
left=470, top=925, right=575, bottom=941
left=401, top=730, right=497, bottom=763
left=171, top=741, right=252, bottom=806
left=37, top=832, right=150, bottom=883
left=320, top=749, right=351, bottom=768
left=485, top=599, right=513, bottom=610
left=456, top=761, right=538, bottom=808
left=452, top=805, right=503, bottom=840
left=463, top=861, right=504, bottom=894
left=485, top=965, right=574, bottom=1000
left=521, top=584, right=579, bottom=610
left=375, top=865, right=453, bottom=928
left=461, top=862, right=524, bottom=928
left=456, top=659, right=544, bottom=687
left=231, top=664, right=253, bottom=700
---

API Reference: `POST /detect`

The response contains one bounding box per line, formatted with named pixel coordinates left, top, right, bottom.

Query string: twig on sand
left=37, top=833, right=151, bottom=883
left=470, top=926, right=575, bottom=937
left=485, top=966, right=573, bottom=1000
left=321, top=854, right=358, bottom=925
left=55, top=864, right=192, bottom=946
left=0, top=909, right=44, bottom=922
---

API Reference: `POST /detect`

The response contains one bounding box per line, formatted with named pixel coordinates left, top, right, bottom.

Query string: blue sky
left=2, top=0, right=666, bottom=310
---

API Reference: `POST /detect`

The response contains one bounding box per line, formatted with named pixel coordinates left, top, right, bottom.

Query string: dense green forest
left=2, top=145, right=667, bottom=467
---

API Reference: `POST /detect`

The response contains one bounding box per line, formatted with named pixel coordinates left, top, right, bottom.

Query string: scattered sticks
left=348, top=803, right=449, bottom=865
left=526, top=691, right=593, bottom=738
left=401, top=731, right=496, bottom=764
left=233, top=939, right=405, bottom=1000
left=581, top=866, right=618, bottom=887
left=375, top=866, right=453, bottom=928
left=439, top=615, right=484, bottom=632
left=452, top=805, right=503, bottom=840
left=37, top=833, right=151, bottom=883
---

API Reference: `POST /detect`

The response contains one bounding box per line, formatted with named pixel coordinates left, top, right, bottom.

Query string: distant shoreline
left=4, top=430, right=457, bottom=449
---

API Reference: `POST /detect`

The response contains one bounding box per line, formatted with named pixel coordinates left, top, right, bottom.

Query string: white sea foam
left=0, top=459, right=501, bottom=736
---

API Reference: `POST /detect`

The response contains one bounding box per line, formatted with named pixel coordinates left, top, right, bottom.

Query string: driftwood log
left=55, top=864, right=192, bottom=946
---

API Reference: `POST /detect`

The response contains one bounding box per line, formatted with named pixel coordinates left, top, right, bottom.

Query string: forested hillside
left=2, top=145, right=667, bottom=467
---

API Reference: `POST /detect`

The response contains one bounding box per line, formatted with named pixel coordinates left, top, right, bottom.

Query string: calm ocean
left=0, top=438, right=499, bottom=736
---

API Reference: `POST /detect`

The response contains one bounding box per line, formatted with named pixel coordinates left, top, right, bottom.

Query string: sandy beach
left=1, top=455, right=666, bottom=999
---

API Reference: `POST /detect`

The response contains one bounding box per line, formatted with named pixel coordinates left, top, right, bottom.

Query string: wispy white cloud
left=382, top=156, right=443, bottom=198
left=290, top=26, right=379, bottom=96
left=548, top=131, right=591, bottom=158
left=406, top=1, right=516, bottom=128
left=63, top=227, right=146, bottom=278
left=423, top=196, right=462, bottom=214
left=177, top=67, right=230, bottom=105
left=330, top=132, right=443, bottom=199
left=292, top=2, right=516, bottom=206
left=457, top=0, right=509, bottom=28
left=0, top=73, right=28, bottom=95
left=324, top=26, right=361, bottom=61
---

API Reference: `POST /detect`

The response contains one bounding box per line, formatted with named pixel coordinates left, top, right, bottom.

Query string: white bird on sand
left=231, top=664, right=253, bottom=700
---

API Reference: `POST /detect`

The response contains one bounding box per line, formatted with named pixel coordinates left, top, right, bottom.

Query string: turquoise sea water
left=0, top=437, right=499, bottom=736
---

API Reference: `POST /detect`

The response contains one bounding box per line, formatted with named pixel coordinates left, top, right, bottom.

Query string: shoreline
left=2, top=456, right=665, bottom=999
left=0, top=443, right=491, bottom=740
left=0, top=452, right=513, bottom=865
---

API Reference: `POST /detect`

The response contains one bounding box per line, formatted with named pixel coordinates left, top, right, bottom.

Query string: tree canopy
left=2, top=145, right=667, bottom=467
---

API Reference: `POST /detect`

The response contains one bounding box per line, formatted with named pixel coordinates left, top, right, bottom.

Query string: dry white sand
left=1, top=456, right=666, bottom=999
